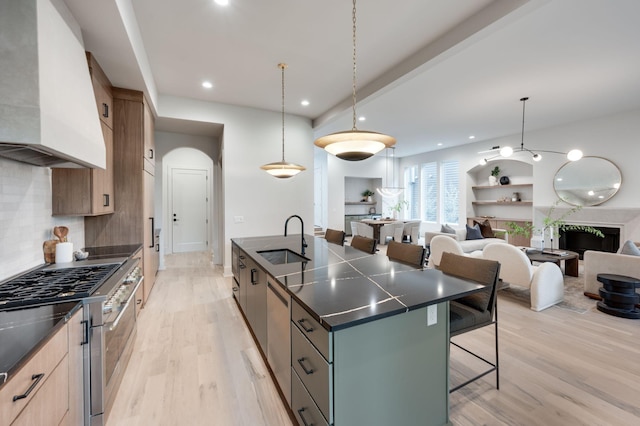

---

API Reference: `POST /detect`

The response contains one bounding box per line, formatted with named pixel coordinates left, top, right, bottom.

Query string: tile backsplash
left=0, top=158, right=84, bottom=281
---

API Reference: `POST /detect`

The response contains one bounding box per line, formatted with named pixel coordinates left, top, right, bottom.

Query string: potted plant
left=386, top=200, right=409, bottom=219
left=506, top=200, right=604, bottom=250
left=489, top=166, right=500, bottom=186
left=362, top=189, right=375, bottom=202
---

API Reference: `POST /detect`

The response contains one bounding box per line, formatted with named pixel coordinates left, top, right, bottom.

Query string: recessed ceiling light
left=214, top=0, right=229, bottom=6
left=301, top=100, right=310, bottom=106
left=437, top=143, right=443, bottom=146
left=202, top=81, right=213, bottom=89
left=469, top=135, right=475, bottom=140
left=358, top=116, right=366, bottom=122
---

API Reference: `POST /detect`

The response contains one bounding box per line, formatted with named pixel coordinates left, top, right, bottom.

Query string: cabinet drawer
left=0, top=323, right=68, bottom=425
left=291, top=324, right=332, bottom=422
left=292, top=299, right=331, bottom=361
left=11, top=354, right=69, bottom=426
left=292, top=368, right=329, bottom=426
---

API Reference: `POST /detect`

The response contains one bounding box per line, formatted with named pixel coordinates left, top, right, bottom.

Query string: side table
left=596, top=273, right=640, bottom=319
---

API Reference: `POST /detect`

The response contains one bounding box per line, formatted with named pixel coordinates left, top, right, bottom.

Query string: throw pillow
left=465, top=223, right=484, bottom=240
left=473, top=219, right=495, bottom=238
left=619, top=240, right=640, bottom=256
left=441, top=224, right=456, bottom=234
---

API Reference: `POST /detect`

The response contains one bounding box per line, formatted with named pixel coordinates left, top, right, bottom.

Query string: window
left=403, top=160, right=460, bottom=225
left=404, top=166, right=419, bottom=219
left=441, top=161, right=459, bottom=224
left=421, top=162, right=437, bottom=222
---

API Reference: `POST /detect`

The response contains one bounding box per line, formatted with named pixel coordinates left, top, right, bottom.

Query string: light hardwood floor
left=108, top=251, right=640, bottom=426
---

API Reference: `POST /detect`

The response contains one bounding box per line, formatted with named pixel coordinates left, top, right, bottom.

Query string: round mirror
left=553, top=157, right=621, bottom=206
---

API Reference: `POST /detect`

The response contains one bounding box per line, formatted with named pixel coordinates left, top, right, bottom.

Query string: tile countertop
left=0, top=301, right=81, bottom=388
left=231, top=234, right=485, bottom=331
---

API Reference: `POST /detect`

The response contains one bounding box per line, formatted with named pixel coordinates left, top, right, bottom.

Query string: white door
left=171, top=168, right=208, bottom=252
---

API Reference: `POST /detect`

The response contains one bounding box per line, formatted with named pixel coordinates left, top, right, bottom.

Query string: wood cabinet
left=85, top=88, right=158, bottom=305
left=0, top=316, right=69, bottom=426
left=52, top=54, right=114, bottom=216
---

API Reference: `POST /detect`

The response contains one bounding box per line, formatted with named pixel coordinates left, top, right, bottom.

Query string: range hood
left=0, top=0, right=105, bottom=168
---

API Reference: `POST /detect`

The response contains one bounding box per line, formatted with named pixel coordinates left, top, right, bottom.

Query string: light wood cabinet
left=84, top=88, right=158, bottom=305
left=0, top=317, right=69, bottom=426
left=52, top=54, right=114, bottom=216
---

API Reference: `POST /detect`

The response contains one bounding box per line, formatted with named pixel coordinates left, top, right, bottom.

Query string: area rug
left=499, top=271, right=596, bottom=314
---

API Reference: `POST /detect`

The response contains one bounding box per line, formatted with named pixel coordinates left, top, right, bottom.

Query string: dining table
left=361, top=218, right=402, bottom=242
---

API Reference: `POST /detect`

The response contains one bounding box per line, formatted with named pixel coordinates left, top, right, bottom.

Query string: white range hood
left=0, top=0, right=105, bottom=168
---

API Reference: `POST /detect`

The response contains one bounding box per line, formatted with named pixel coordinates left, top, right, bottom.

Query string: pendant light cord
left=280, top=63, right=287, bottom=162
left=520, top=96, right=528, bottom=151
left=351, top=0, right=358, bottom=131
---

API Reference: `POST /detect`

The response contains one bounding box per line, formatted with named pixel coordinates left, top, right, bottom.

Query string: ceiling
left=64, top=0, right=640, bottom=158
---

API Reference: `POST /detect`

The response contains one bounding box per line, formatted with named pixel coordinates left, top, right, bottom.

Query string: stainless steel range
left=0, top=256, right=143, bottom=426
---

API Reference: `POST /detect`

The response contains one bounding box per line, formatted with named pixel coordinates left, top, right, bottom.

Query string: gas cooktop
left=0, top=263, right=122, bottom=310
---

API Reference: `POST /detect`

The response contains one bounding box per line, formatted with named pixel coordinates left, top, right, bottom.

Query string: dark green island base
left=231, top=234, right=485, bottom=426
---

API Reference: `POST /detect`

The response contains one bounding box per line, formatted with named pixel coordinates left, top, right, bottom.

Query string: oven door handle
left=106, top=276, right=143, bottom=331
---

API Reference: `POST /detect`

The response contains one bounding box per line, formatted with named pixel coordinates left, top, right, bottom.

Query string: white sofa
left=425, top=227, right=508, bottom=253
left=583, top=245, right=640, bottom=299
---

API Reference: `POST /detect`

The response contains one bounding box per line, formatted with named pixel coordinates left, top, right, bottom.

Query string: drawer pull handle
left=297, top=408, right=314, bottom=426
left=297, top=357, right=314, bottom=375
left=297, top=318, right=314, bottom=333
left=13, top=373, right=44, bottom=402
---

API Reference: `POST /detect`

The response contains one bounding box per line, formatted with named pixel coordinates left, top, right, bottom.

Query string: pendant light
left=376, top=147, right=403, bottom=197
left=479, top=97, right=583, bottom=165
left=261, top=63, right=306, bottom=178
left=314, top=0, right=396, bottom=161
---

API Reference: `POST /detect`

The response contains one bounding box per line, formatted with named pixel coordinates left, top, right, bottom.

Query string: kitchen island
left=231, top=234, right=485, bottom=426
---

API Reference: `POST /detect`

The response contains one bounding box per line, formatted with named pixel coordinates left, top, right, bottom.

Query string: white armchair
left=584, top=247, right=640, bottom=299
left=427, top=235, right=466, bottom=269
left=482, top=243, right=564, bottom=312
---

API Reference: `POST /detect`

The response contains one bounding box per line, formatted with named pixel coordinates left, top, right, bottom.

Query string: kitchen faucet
left=284, top=215, right=307, bottom=255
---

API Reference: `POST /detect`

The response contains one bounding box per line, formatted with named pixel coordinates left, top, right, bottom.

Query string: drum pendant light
left=261, top=63, right=306, bottom=178
left=314, top=0, right=396, bottom=161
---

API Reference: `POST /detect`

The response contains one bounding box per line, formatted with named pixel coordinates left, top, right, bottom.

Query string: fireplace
left=559, top=226, right=620, bottom=259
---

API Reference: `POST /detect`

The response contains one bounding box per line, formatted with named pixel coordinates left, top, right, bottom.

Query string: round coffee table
left=526, top=250, right=579, bottom=277
left=596, top=273, right=640, bottom=319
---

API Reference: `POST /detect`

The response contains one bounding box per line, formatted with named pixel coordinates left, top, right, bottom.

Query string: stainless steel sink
left=257, top=249, right=309, bottom=265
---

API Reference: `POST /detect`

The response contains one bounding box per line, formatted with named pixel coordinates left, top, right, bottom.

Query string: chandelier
left=479, top=97, right=583, bottom=165
left=313, top=0, right=396, bottom=161
left=376, top=147, right=403, bottom=198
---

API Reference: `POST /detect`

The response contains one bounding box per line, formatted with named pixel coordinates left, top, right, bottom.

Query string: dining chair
left=378, top=222, right=404, bottom=245
left=350, top=235, right=377, bottom=254
left=324, top=228, right=346, bottom=246
left=354, top=222, right=374, bottom=239
left=438, top=251, right=501, bottom=393
left=386, top=240, right=426, bottom=268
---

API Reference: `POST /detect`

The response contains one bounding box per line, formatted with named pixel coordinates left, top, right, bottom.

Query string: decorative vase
left=367, top=196, right=372, bottom=202
left=488, top=175, right=498, bottom=186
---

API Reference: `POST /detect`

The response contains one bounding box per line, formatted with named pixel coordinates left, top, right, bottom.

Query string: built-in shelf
left=472, top=201, right=533, bottom=206
left=472, top=183, right=533, bottom=189
left=345, top=201, right=376, bottom=205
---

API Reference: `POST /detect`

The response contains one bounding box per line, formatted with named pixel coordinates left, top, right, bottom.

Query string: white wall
left=157, top=95, right=314, bottom=276
left=0, top=158, right=84, bottom=281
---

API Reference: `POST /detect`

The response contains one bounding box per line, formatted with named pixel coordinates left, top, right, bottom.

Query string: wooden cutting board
left=43, top=240, right=59, bottom=263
